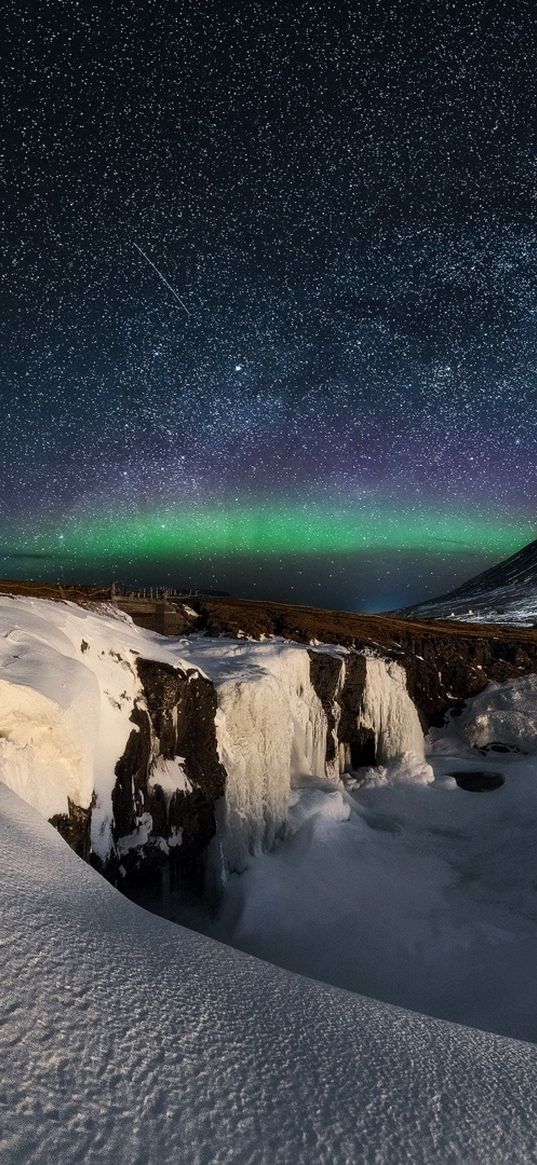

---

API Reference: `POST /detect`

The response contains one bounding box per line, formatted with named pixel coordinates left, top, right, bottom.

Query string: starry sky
left=2, top=0, right=536, bottom=610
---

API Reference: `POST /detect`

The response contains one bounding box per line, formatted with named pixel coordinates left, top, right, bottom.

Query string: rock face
left=108, top=658, right=226, bottom=898
left=308, top=651, right=375, bottom=769
left=4, top=586, right=537, bottom=910
left=103, top=646, right=427, bottom=900
left=79, top=632, right=537, bottom=905
left=49, top=799, right=92, bottom=861
left=180, top=594, right=537, bottom=727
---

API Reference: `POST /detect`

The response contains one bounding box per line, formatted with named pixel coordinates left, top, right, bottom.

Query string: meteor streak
left=133, top=241, right=192, bottom=317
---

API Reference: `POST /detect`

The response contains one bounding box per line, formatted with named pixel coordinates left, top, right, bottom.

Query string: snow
left=176, top=641, right=431, bottom=871
left=3, top=598, right=537, bottom=1158
left=0, top=597, right=164, bottom=860
left=458, top=674, right=537, bottom=753
left=193, top=695, right=537, bottom=1045
left=209, top=642, right=332, bottom=871
left=148, top=756, right=192, bottom=800
left=0, top=677, right=96, bottom=819
left=3, top=782, right=537, bottom=1165
left=401, top=537, right=537, bottom=626
left=0, top=597, right=438, bottom=892
left=0, top=598, right=227, bottom=861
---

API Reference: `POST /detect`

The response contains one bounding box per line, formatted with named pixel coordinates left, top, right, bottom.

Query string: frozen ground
left=194, top=717, right=537, bottom=1043
left=3, top=783, right=537, bottom=1165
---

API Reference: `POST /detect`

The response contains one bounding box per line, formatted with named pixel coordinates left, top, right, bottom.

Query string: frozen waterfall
left=360, top=657, right=433, bottom=783
left=214, top=645, right=332, bottom=872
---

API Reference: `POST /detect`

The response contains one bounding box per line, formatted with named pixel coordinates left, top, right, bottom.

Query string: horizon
left=3, top=2, right=535, bottom=609
left=0, top=531, right=530, bottom=614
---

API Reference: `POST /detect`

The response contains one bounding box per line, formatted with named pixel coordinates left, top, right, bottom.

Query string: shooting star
left=133, top=241, right=192, bottom=317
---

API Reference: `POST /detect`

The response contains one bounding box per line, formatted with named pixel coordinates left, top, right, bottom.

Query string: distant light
left=234, top=363, right=243, bottom=372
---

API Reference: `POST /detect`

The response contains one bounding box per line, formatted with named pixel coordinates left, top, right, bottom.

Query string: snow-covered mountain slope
left=399, top=536, right=537, bottom=625
left=3, top=783, right=537, bottom=1165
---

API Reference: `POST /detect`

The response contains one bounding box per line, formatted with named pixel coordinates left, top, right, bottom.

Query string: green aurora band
left=7, top=503, right=533, bottom=564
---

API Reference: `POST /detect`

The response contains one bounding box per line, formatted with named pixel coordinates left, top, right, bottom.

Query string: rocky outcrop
left=9, top=589, right=530, bottom=912
left=391, top=633, right=537, bottom=728
left=49, top=798, right=92, bottom=861
left=89, top=633, right=537, bottom=907
left=180, top=595, right=537, bottom=728
left=308, top=651, right=376, bottom=769
left=109, top=658, right=226, bottom=898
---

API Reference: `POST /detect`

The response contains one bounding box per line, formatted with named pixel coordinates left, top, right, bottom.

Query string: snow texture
left=3, top=781, right=537, bottom=1165
left=458, top=674, right=537, bottom=753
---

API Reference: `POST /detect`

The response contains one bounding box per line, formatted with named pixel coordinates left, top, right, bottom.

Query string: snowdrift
left=458, top=674, right=537, bottom=753
left=3, top=782, right=537, bottom=1165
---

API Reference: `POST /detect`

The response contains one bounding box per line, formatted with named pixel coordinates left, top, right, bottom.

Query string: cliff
left=2, top=591, right=537, bottom=907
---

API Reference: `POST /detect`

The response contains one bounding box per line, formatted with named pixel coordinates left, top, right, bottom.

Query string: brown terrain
left=3, top=577, right=537, bottom=728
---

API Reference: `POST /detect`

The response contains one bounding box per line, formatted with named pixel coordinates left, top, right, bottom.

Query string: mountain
left=399, top=537, right=537, bottom=626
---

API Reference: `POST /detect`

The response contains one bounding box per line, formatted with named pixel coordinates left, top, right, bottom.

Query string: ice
left=202, top=682, right=537, bottom=1043
left=0, top=598, right=436, bottom=877
left=361, top=656, right=433, bottom=782
left=212, top=643, right=331, bottom=871
left=3, top=602, right=537, bottom=1159
left=148, top=756, right=192, bottom=801
left=0, top=596, right=194, bottom=860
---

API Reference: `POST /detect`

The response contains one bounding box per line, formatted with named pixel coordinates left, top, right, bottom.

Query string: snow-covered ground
left=4, top=595, right=537, bottom=1159
left=0, top=597, right=345, bottom=867
left=4, top=782, right=537, bottom=1165
left=184, top=690, right=537, bottom=1044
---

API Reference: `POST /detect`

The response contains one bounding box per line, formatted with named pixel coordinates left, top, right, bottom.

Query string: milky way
left=2, top=1, right=536, bottom=608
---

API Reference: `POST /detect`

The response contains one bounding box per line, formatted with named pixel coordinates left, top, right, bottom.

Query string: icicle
left=214, top=646, right=332, bottom=872
left=360, top=657, right=433, bottom=783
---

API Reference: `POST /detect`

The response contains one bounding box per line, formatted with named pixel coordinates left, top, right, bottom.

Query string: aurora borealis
left=3, top=2, right=536, bottom=609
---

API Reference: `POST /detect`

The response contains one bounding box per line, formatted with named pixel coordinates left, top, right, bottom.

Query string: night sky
left=2, top=1, right=536, bottom=610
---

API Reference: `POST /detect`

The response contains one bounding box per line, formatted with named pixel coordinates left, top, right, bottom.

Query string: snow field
left=3, top=782, right=537, bottom=1165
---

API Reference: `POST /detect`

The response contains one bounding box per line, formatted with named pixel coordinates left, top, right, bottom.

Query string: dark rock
left=308, top=651, right=375, bottom=769
left=308, top=651, right=342, bottom=764
left=49, top=797, right=91, bottom=861
left=110, top=657, right=226, bottom=896
left=173, top=595, right=537, bottom=729
left=338, top=655, right=376, bottom=768
left=112, top=700, right=151, bottom=839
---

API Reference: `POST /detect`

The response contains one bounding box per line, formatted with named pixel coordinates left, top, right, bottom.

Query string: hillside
left=399, top=537, right=537, bottom=626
